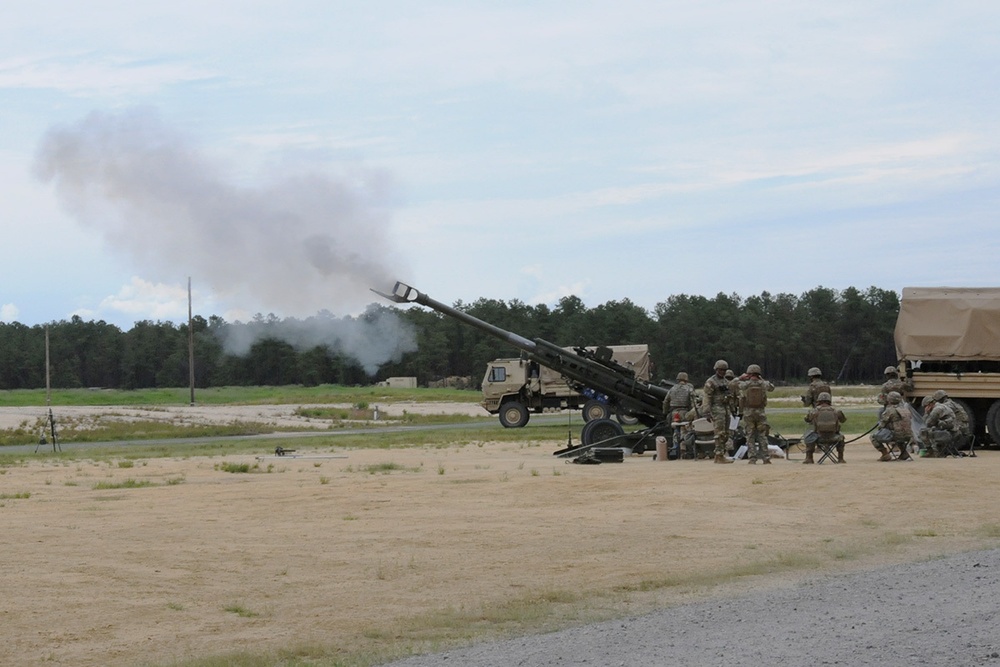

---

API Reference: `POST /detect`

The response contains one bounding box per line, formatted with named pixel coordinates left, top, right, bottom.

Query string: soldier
left=870, top=391, right=912, bottom=461
left=803, top=392, right=847, bottom=464
left=878, top=365, right=915, bottom=407
left=737, top=364, right=775, bottom=464
left=801, top=367, right=832, bottom=408
left=919, top=394, right=957, bottom=457
left=933, top=389, right=971, bottom=447
left=701, top=360, right=735, bottom=464
left=724, top=369, right=740, bottom=416
left=663, top=372, right=696, bottom=459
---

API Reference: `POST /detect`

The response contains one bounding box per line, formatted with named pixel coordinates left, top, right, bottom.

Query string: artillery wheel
left=582, top=399, right=611, bottom=422
left=580, top=418, right=625, bottom=447
left=498, top=401, right=529, bottom=428
left=987, top=400, right=1000, bottom=446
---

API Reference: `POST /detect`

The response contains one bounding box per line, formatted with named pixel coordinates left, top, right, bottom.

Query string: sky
left=2, top=1, right=999, bottom=332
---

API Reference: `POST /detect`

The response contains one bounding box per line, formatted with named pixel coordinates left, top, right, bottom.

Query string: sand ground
left=1, top=404, right=998, bottom=666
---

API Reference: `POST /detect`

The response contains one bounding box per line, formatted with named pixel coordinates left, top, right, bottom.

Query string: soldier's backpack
left=744, top=383, right=767, bottom=409
left=814, top=407, right=840, bottom=436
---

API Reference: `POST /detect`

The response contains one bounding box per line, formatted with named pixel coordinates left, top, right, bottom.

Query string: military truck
left=895, top=287, right=1000, bottom=444
left=482, top=344, right=651, bottom=428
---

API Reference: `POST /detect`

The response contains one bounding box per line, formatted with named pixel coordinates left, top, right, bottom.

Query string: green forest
left=0, top=285, right=899, bottom=391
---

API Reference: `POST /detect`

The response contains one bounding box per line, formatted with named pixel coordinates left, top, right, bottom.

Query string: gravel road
left=383, top=548, right=1000, bottom=667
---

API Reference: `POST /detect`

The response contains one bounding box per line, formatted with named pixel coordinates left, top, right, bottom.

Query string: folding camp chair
left=935, top=430, right=962, bottom=458
left=815, top=436, right=840, bottom=464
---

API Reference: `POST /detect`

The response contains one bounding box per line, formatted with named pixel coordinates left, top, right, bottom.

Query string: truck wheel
left=987, top=400, right=1000, bottom=446
left=581, top=418, right=625, bottom=446
left=615, top=405, right=640, bottom=426
left=498, top=401, right=529, bottom=428
left=582, top=399, right=611, bottom=422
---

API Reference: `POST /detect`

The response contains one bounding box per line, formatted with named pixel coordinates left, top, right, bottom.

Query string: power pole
left=188, top=277, right=195, bottom=406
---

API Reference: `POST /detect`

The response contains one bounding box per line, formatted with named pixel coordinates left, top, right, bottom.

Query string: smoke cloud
left=34, top=108, right=416, bottom=374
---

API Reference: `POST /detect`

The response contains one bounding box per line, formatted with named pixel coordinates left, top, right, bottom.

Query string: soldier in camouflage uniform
left=870, top=391, right=912, bottom=461
left=919, top=394, right=957, bottom=457
left=724, top=369, right=739, bottom=416
left=801, top=367, right=832, bottom=408
left=803, top=392, right=847, bottom=464
left=701, top=360, right=734, bottom=464
left=663, top=372, right=696, bottom=459
left=933, top=389, right=971, bottom=446
left=878, top=366, right=915, bottom=407
left=737, top=364, right=775, bottom=464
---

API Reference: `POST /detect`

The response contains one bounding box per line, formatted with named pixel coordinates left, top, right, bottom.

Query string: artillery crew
left=737, top=364, right=775, bottom=464
left=803, top=392, right=847, bottom=464
left=878, top=366, right=914, bottom=406
left=701, top=360, right=735, bottom=464
left=801, top=367, right=832, bottom=408
left=870, top=391, right=912, bottom=461
left=663, top=372, right=696, bottom=459
left=919, top=394, right=957, bottom=457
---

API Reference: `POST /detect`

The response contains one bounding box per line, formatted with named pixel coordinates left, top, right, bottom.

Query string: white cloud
left=0, top=303, right=19, bottom=322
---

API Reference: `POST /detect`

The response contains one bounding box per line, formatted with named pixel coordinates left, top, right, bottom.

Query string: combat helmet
left=932, top=389, right=948, bottom=402
left=808, top=367, right=822, bottom=377
left=817, top=392, right=832, bottom=404
left=884, top=366, right=899, bottom=376
left=725, top=370, right=735, bottom=380
left=713, top=360, right=729, bottom=371
left=921, top=395, right=934, bottom=408
left=676, top=372, right=688, bottom=382
left=887, top=391, right=902, bottom=404
left=746, top=364, right=762, bottom=375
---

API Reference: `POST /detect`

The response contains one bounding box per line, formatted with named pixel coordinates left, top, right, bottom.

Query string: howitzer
left=373, top=281, right=674, bottom=455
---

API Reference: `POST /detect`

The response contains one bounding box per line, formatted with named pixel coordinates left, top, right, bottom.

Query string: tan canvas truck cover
left=895, top=287, right=1000, bottom=361
left=535, top=344, right=650, bottom=388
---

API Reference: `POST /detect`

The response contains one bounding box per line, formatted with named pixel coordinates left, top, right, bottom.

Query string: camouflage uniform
left=935, top=391, right=971, bottom=442
left=803, top=395, right=847, bottom=464
left=701, top=360, right=735, bottom=464
left=919, top=397, right=957, bottom=457
left=801, top=368, right=832, bottom=408
left=663, top=373, right=695, bottom=458
left=870, top=391, right=912, bottom=461
left=877, top=367, right=915, bottom=406
left=737, top=365, right=775, bottom=463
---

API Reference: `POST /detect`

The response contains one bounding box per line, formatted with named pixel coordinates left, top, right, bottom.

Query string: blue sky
left=2, top=2, right=999, bottom=329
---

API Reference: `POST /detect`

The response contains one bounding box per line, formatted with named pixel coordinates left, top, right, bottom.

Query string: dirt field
left=2, top=406, right=999, bottom=666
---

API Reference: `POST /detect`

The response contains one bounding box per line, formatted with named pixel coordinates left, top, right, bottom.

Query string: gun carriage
left=374, top=281, right=675, bottom=456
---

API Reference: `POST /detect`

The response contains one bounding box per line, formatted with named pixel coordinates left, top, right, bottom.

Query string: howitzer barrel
left=373, top=281, right=537, bottom=353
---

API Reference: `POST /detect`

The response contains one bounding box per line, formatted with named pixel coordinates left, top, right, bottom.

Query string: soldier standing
left=919, top=394, right=957, bottom=457
left=701, top=360, right=734, bottom=464
left=803, top=392, right=847, bottom=464
left=663, top=372, right=696, bottom=459
left=870, top=391, right=912, bottom=461
left=737, top=364, right=775, bottom=464
left=878, top=366, right=915, bottom=407
left=801, top=367, right=832, bottom=408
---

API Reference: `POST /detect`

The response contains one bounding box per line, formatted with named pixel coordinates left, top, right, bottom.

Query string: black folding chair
left=815, top=436, right=840, bottom=464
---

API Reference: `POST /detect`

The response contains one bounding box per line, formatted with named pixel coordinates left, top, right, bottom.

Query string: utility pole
left=188, top=277, right=195, bottom=406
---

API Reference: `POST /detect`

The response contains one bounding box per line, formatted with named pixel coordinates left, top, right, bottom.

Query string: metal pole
left=188, top=277, right=195, bottom=406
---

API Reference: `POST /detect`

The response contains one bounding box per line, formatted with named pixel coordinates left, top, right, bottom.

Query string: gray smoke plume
left=34, top=108, right=415, bottom=374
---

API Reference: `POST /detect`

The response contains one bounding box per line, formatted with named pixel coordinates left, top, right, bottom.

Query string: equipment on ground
left=374, top=281, right=673, bottom=456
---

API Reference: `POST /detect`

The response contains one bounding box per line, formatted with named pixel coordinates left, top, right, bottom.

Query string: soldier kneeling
left=803, top=392, right=847, bottom=464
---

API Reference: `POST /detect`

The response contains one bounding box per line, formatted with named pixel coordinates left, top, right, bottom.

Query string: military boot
left=713, top=454, right=733, bottom=464
left=836, top=444, right=846, bottom=464
left=877, top=445, right=892, bottom=462
left=803, top=445, right=815, bottom=464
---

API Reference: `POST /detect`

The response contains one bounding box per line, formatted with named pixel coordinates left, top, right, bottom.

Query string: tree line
left=0, top=285, right=899, bottom=391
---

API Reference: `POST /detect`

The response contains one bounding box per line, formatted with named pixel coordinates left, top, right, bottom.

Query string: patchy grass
left=92, top=479, right=155, bottom=490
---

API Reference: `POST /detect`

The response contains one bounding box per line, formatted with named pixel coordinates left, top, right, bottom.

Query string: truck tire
left=987, top=400, right=1000, bottom=447
left=615, top=404, right=640, bottom=426
left=498, top=401, right=529, bottom=428
left=581, top=418, right=625, bottom=447
left=582, top=399, right=611, bottom=422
